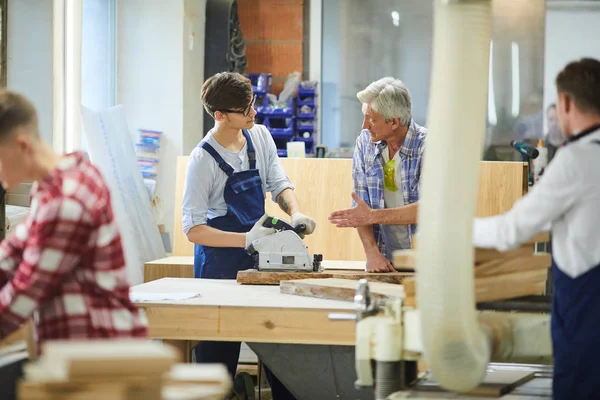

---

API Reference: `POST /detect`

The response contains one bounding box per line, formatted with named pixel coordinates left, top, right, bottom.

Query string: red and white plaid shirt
left=0, top=151, right=147, bottom=349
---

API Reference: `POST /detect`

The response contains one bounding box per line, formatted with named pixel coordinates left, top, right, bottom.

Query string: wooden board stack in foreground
left=399, top=233, right=551, bottom=307
left=18, top=340, right=231, bottom=400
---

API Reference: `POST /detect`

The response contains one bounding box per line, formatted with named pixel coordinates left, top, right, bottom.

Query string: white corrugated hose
left=415, top=0, right=493, bottom=393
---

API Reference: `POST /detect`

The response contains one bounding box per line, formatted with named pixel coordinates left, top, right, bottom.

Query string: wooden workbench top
left=131, top=277, right=355, bottom=311
left=130, top=278, right=357, bottom=345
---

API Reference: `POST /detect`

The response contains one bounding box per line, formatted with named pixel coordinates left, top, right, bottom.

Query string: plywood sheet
left=236, top=269, right=412, bottom=285
left=280, top=278, right=405, bottom=303
left=173, top=157, right=528, bottom=259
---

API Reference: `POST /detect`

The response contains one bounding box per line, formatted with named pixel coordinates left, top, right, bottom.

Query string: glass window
left=321, top=0, right=545, bottom=161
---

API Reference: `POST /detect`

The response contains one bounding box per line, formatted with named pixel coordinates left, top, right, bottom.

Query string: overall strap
left=201, top=142, right=235, bottom=177
left=242, top=130, right=257, bottom=170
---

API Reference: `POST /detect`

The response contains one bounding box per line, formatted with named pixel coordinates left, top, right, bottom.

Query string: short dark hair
left=0, top=90, right=38, bottom=142
left=555, top=58, right=600, bottom=116
left=201, top=72, right=253, bottom=118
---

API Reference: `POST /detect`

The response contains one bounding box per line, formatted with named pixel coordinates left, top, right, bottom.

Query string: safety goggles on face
left=217, top=94, right=257, bottom=117
left=384, top=158, right=398, bottom=191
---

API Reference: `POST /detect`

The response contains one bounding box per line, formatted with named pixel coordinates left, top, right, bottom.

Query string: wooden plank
left=236, top=270, right=335, bottom=285
left=280, top=278, right=404, bottom=303
left=331, top=271, right=412, bottom=285
left=236, top=269, right=412, bottom=285
left=475, top=253, right=551, bottom=277
left=403, top=268, right=547, bottom=307
left=173, top=157, right=530, bottom=259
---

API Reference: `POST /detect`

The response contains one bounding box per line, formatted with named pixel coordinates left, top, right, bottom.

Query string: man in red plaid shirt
left=0, top=91, right=147, bottom=350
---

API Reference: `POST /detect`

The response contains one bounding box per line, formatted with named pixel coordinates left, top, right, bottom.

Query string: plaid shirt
left=352, top=120, right=427, bottom=258
left=0, top=151, right=147, bottom=350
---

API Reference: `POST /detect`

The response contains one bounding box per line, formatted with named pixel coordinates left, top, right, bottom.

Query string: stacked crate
left=293, top=81, right=318, bottom=155
left=247, top=73, right=296, bottom=157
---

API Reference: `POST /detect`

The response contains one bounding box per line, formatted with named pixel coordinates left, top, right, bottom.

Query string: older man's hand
left=329, top=193, right=374, bottom=228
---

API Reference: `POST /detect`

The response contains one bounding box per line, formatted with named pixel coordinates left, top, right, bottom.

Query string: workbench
left=132, top=277, right=375, bottom=399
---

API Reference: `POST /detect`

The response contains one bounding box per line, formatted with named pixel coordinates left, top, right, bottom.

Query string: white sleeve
left=473, top=150, right=579, bottom=251
left=181, top=149, right=215, bottom=234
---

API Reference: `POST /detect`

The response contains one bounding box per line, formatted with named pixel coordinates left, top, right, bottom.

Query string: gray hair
left=357, top=77, right=412, bottom=125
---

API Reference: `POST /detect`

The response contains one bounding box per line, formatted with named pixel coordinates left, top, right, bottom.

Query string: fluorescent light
left=391, top=11, right=400, bottom=26
left=487, top=40, right=497, bottom=126
left=64, top=0, right=82, bottom=152
left=511, top=42, right=520, bottom=118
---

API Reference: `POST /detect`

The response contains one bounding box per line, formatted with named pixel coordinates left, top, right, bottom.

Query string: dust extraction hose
left=415, top=0, right=493, bottom=393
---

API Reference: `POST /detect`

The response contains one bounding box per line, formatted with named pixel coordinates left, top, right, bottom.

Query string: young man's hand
left=329, top=192, right=374, bottom=228
left=291, top=212, right=317, bottom=235
left=245, top=215, right=276, bottom=248
left=365, top=250, right=396, bottom=273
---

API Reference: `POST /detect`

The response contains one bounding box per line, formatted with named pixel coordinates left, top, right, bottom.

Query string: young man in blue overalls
left=182, top=72, right=316, bottom=399
left=473, top=58, right=600, bottom=399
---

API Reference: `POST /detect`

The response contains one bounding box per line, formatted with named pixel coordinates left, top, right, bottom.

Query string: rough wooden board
left=236, top=269, right=413, bottom=285
left=403, top=268, right=547, bottom=307
left=392, top=247, right=550, bottom=271
left=280, top=278, right=405, bottom=303
left=236, top=270, right=334, bottom=285
left=331, top=271, right=412, bottom=285
left=475, top=253, right=551, bottom=277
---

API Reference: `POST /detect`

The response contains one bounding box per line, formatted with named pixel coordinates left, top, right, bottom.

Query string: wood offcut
left=236, top=269, right=412, bottom=285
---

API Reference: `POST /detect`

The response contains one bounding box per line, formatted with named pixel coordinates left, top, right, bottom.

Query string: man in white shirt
left=473, top=58, right=600, bottom=399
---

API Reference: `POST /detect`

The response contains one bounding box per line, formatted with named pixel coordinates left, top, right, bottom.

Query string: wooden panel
left=142, top=304, right=355, bottom=346
left=173, top=157, right=528, bottom=260
left=280, top=278, right=404, bottom=303
left=476, top=162, right=528, bottom=217
left=236, top=269, right=412, bottom=285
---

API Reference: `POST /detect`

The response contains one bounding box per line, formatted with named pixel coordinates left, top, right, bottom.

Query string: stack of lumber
left=18, top=340, right=231, bottom=400
left=398, top=233, right=551, bottom=307
left=276, top=234, right=550, bottom=307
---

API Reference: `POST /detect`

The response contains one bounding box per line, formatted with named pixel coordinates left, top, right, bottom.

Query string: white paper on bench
left=129, top=292, right=199, bottom=302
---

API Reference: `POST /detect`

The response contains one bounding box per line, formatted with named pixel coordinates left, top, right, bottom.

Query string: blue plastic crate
left=297, top=97, right=316, bottom=107
left=295, top=120, right=315, bottom=131
left=254, top=94, right=270, bottom=115
left=296, top=105, right=317, bottom=119
left=268, top=126, right=295, bottom=140
left=263, top=97, right=295, bottom=117
left=298, top=81, right=318, bottom=96
left=247, top=73, right=272, bottom=95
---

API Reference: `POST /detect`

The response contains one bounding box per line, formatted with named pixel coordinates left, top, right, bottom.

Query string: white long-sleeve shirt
left=473, top=127, right=600, bottom=279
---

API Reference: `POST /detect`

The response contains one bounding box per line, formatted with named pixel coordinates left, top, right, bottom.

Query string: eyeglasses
left=384, top=158, right=398, bottom=191
left=217, top=94, right=257, bottom=117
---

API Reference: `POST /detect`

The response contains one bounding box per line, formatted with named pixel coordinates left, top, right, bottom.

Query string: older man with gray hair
left=329, top=77, right=427, bottom=272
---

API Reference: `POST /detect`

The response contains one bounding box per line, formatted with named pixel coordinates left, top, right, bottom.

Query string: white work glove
left=291, top=212, right=317, bottom=235
left=245, top=214, right=276, bottom=248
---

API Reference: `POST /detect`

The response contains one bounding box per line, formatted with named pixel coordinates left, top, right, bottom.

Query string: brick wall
left=237, top=0, right=304, bottom=94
